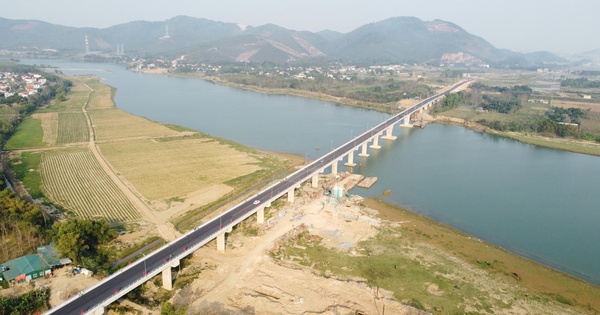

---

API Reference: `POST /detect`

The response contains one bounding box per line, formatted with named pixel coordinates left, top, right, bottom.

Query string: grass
left=362, top=199, right=600, bottom=314
left=5, top=116, right=45, bottom=149
left=10, top=152, right=44, bottom=199
left=504, top=132, right=600, bottom=156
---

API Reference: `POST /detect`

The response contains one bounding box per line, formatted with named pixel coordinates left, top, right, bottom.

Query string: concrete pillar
left=91, top=306, right=105, bottom=315
left=381, top=125, right=397, bottom=140
left=370, top=134, right=381, bottom=150
left=217, top=233, right=226, bottom=253
left=344, top=150, right=356, bottom=167
left=331, top=160, right=338, bottom=175
left=257, top=207, right=264, bottom=224
left=162, top=265, right=173, bottom=290
left=401, top=115, right=413, bottom=128
left=311, top=173, right=319, bottom=188
left=287, top=188, right=295, bottom=203
left=358, top=142, right=369, bottom=157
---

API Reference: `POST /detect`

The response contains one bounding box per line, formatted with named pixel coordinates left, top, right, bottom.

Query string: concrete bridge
left=44, top=80, right=470, bottom=315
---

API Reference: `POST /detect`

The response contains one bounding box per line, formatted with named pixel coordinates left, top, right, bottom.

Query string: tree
left=53, top=218, right=117, bottom=266
left=161, top=302, right=187, bottom=315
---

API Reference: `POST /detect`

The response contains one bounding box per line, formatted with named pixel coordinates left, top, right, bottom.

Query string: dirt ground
left=27, top=174, right=424, bottom=314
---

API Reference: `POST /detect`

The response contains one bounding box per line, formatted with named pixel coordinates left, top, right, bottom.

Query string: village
left=0, top=71, right=48, bottom=99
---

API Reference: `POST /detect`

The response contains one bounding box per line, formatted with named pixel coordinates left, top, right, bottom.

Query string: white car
left=253, top=200, right=260, bottom=205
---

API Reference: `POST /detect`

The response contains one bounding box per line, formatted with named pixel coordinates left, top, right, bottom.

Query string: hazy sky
left=2, top=0, right=597, bottom=55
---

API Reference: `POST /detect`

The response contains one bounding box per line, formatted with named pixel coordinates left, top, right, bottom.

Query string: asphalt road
left=46, top=80, right=470, bottom=315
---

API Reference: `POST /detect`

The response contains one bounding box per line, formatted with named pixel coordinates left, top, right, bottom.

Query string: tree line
left=432, top=83, right=600, bottom=141
left=560, top=78, right=600, bottom=88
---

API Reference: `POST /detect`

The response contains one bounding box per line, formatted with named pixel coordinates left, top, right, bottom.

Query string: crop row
left=56, top=112, right=89, bottom=144
left=40, top=150, right=140, bottom=222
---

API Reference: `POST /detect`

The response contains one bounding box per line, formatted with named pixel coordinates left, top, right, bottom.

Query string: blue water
left=20, top=59, right=600, bottom=285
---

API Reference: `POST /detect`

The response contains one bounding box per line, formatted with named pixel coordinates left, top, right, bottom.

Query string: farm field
left=40, top=148, right=140, bottom=222
left=85, top=78, right=116, bottom=109
left=56, top=112, right=89, bottom=144
left=90, top=108, right=181, bottom=140
left=8, top=75, right=291, bottom=230
left=32, top=112, right=58, bottom=145
left=98, top=137, right=261, bottom=202
left=4, top=116, right=45, bottom=149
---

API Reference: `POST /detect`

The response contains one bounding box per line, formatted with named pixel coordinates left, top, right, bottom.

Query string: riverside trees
left=53, top=218, right=117, bottom=272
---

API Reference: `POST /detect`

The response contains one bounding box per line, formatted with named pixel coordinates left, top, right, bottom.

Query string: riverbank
left=118, top=173, right=599, bottom=314
left=365, top=198, right=600, bottom=314
left=432, top=115, right=600, bottom=157
left=161, top=70, right=600, bottom=157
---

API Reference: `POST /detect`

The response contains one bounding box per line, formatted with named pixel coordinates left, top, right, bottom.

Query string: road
left=45, top=80, right=470, bottom=315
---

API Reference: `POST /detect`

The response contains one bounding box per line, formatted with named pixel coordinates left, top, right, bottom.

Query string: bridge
left=44, top=80, right=471, bottom=315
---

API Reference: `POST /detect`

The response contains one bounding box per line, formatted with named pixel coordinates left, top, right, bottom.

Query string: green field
left=9, top=151, right=44, bottom=199
left=5, top=116, right=45, bottom=149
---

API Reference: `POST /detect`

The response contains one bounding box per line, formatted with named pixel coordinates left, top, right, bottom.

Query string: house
left=0, top=243, right=71, bottom=283
left=1, top=254, right=51, bottom=282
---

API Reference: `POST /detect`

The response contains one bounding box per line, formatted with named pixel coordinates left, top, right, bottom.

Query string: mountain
left=0, top=16, right=564, bottom=67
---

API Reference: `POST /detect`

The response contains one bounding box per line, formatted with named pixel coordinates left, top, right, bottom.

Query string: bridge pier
left=381, top=125, right=397, bottom=140
left=257, top=202, right=271, bottom=224
left=311, top=173, right=319, bottom=188
left=370, top=134, right=381, bottom=150
left=331, top=159, right=338, bottom=175
left=400, top=115, right=413, bottom=128
left=358, top=142, right=369, bottom=157
left=217, top=226, right=233, bottom=253
left=162, top=258, right=180, bottom=290
left=287, top=187, right=295, bottom=203
left=344, top=150, right=356, bottom=167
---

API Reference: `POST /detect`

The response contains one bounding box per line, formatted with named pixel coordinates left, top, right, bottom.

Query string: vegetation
left=219, top=72, right=435, bottom=110
left=0, top=287, right=50, bottom=315
left=271, top=199, right=599, bottom=314
left=0, top=188, right=51, bottom=263
left=9, top=152, right=44, bottom=199
left=545, top=106, right=586, bottom=124
left=40, top=149, right=140, bottom=222
left=561, top=78, right=600, bottom=88
left=56, top=112, right=89, bottom=144
left=431, top=91, right=464, bottom=113
left=0, top=65, right=72, bottom=149
left=481, top=94, right=522, bottom=113
left=4, top=116, right=45, bottom=148
left=52, top=218, right=117, bottom=272
left=437, top=83, right=600, bottom=144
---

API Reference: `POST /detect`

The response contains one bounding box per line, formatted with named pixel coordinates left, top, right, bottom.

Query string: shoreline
left=364, top=198, right=600, bottom=312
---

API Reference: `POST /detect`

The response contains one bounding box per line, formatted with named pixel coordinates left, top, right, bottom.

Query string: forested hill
left=0, top=16, right=564, bottom=67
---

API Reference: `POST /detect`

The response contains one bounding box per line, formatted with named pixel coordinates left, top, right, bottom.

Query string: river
left=19, top=59, right=600, bottom=286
